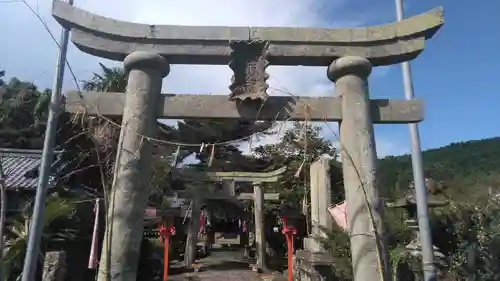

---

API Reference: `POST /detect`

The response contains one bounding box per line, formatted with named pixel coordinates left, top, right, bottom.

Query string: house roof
left=0, top=148, right=66, bottom=190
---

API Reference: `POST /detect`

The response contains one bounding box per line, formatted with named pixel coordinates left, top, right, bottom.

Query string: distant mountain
left=378, top=137, right=500, bottom=199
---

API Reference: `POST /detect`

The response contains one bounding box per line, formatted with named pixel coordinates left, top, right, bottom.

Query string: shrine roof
left=0, top=148, right=67, bottom=190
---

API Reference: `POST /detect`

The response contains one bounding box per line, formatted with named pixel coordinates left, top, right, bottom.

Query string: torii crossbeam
left=66, top=91, right=423, bottom=124
left=53, top=1, right=442, bottom=66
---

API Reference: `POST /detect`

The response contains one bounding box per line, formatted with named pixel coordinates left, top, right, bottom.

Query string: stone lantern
left=387, top=177, right=449, bottom=280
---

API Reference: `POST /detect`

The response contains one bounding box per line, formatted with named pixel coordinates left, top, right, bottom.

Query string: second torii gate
left=52, top=1, right=444, bottom=280
left=171, top=166, right=286, bottom=270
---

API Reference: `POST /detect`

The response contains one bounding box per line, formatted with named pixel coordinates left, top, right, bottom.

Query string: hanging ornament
left=208, top=144, right=215, bottom=167
left=171, top=145, right=181, bottom=167
left=294, top=158, right=306, bottom=178
left=248, top=136, right=253, bottom=154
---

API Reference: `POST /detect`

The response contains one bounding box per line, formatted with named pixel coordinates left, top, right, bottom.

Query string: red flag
left=199, top=212, right=206, bottom=234
left=144, top=207, right=157, bottom=220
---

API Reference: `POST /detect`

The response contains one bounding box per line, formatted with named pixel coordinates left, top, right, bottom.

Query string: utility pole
left=394, top=1, right=437, bottom=281
left=21, top=0, right=73, bottom=280
left=0, top=160, right=6, bottom=281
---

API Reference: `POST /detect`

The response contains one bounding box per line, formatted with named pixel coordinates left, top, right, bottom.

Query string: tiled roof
left=0, top=148, right=66, bottom=190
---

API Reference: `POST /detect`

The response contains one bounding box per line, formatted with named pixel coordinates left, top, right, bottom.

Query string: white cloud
left=0, top=0, right=361, bottom=93
left=238, top=121, right=295, bottom=155
left=0, top=0, right=404, bottom=156
left=239, top=121, right=408, bottom=158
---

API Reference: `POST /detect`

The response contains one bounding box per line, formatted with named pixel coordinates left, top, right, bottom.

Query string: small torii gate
left=170, top=166, right=286, bottom=269
left=52, top=1, right=444, bottom=280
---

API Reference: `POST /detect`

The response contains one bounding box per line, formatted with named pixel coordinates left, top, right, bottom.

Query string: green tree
left=378, top=137, right=500, bottom=200
left=2, top=194, right=76, bottom=280
left=82, top=63, right=128, bottom=93
left=0, top=78, right=50, bottom=148
left=253, top=121, right=341, bottom=209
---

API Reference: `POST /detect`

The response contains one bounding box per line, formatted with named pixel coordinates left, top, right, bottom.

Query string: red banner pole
left=281, top=217, right=297, bottom=281
left=159, top=223, right=175, bottom=281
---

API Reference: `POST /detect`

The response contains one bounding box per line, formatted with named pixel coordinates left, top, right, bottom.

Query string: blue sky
left=345, top=0, right=499, bottom=154
left=0, top=0, right=497, bottom=157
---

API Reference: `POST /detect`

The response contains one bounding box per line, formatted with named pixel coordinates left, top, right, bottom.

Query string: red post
left=199, top=213, right=204, bottom=234
left=281, top=217, right=297, bottom=281
left=159, top=223, right=176, bottom=281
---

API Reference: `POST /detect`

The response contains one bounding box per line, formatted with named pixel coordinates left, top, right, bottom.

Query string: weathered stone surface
left=69, top=28, right=426, bottom=66
left=171, top=166, right=287, bottom=183
left=249, top=8, right=442, bottom=42
left=330, top=56, right=390, bottom=281
left=52, top=0, right=443, bottom=66
left=177, top=191, right=280, bottom=201
left=96, top=52, right=169, bottom=281
left=65, top=91, right=424, bottom=123
left=123, top=50, right=170, bottom=77
left=228, top=41, right=270, bottom=101
left=309, top=158, right=332, bottom=253
left=53, top=0, right=441, bottom=43
left=42, top=251, right=66, bottom=281
left=296, top=249, right=335, bottom=266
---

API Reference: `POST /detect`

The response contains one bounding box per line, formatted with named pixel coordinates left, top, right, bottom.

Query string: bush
left=432, top=198, right=500, bottom=281
left=322, top=197, right=500, bottom=281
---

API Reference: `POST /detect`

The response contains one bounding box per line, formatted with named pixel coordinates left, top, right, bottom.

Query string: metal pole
left=394, top=1, right=437, bottom=281
left=21, top=0, right=73, bottom=279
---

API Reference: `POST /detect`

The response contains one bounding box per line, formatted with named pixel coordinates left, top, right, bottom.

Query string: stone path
left=168, top=268, right=263, bottom=281
left=167, top=247, right=283, bottom=281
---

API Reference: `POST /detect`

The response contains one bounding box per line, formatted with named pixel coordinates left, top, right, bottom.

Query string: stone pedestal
left=42, top=251, right=66, bottom=281
left=297, top=157, right=335, bottom=281
left=295, top=246, right=335, bottom=281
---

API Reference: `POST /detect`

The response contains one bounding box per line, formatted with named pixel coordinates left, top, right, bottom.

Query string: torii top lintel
left=52, top=0, right=443, bottom=66
left=172, top=166, right=287, bottom=183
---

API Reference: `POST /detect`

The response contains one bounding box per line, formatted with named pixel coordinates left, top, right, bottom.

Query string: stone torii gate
left=170, top=166, right=286, bottom=269
left=52, top=1, right=444, bottom=280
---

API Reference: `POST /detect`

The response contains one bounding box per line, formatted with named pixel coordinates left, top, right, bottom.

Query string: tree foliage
left=378, top=137, right=500, bottom=200
left=253, top=122, right=342, bottom=210
left=0, top=78, right=49, bottom=148
left=2, top=193, right=77, bottom=280
left=82, top=63, right=128, bottom=93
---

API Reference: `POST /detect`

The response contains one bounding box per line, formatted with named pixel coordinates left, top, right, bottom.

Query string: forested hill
left=378, top=137, right=500, bottom=199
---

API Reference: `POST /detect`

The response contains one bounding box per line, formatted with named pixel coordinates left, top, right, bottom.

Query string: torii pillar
left=97, top=52, right=170, bottom=281
left=327, top=56, right=390, bottom=281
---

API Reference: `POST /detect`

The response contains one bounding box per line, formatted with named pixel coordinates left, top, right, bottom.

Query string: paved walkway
left=167, top=247, right=284, bottom=281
